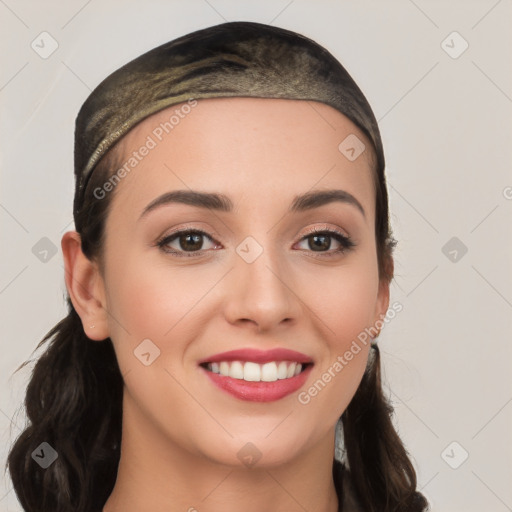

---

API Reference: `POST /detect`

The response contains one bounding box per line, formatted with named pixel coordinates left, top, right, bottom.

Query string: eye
left=156, top=229, right=219, bottom=257
left=295, top=227, right=355, bottom=257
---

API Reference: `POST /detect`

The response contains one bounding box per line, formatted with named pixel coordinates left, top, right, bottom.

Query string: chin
left=193, top=429, right=311, bottom=470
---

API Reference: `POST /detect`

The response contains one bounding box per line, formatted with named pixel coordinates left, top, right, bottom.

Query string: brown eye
left=307, top=233, right=332, bottom=251
left=157, top=230, right=218, bottom=256
left=296, top=229, right=355, bottom=256
left=176, top=232, right=204, bottom=251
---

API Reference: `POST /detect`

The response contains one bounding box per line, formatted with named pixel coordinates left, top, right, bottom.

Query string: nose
left=223, top=242, right=302, bottom=333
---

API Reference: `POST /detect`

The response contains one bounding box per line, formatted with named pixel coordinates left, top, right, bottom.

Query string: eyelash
left=155, top=226, right=355, bottom=259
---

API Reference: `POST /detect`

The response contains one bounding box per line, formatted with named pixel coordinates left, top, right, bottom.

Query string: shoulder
left=333, top=460, right=365, bottom=512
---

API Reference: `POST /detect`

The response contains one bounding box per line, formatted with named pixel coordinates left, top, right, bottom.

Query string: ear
left=61, top=230, right=109, bottom=341
left=372, top=258, right=393, bottom=338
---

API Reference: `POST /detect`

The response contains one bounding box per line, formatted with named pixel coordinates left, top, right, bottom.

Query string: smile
left=199, top=348, right=314, bottom=402
left=203, top=360, right=309, bottom=382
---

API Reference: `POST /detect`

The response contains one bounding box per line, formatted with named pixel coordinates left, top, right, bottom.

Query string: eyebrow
left=139, top=188, right=366, bottom=220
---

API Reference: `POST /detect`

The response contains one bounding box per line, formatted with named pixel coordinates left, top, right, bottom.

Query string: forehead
left=107, top=97, right=376, bottom=223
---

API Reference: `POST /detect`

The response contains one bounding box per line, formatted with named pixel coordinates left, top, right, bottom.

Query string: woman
left=6, top=21, right=429, bottom=512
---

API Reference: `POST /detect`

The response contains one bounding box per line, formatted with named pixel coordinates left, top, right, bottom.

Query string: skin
left=62, top=97, right=390, bottom=512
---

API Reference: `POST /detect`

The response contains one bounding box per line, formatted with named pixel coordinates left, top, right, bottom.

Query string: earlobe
left=61, top=231, right=109, bottom=341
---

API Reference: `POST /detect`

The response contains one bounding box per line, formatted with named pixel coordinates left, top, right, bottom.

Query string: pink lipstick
left=199, top=348, right=313, bottom=402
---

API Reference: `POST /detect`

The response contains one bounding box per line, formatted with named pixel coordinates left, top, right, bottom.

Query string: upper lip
left=199, top=348, right=314, bottom=365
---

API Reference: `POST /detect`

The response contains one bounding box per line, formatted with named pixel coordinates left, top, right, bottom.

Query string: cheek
left=297, top=258, right=377, bottom=413
left=295, top=263, right=377, bottom=411
left=103, top=248, right=223, bottom=358
left=306, top=256, right=380, bottom=346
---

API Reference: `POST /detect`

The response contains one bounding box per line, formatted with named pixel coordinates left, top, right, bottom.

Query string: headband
left=74, top=21, right=382, bottom=211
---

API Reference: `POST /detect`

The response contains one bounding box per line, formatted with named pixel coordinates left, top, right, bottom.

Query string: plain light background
left=1, top=1, right=511, bottom=511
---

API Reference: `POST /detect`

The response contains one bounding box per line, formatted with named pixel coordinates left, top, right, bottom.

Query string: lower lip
left=201, top=365, right=313, bottom=402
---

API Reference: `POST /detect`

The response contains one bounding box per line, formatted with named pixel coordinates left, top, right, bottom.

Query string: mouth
left=198, top=348, right=314, bottom=402
left=199, top=349, right=314, bottom=402
left=200, top=360, right=312, bottom=382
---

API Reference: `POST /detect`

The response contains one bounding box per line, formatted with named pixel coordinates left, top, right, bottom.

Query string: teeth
left=229, top=361, right=244, bottom=379
left=244, top=362, right=260, bottom=382
left=219, top=361, right=230, bottom=377
left=277, top=361, right=288, bottom=379
left=261, top=362, right=278, bottom=382
left=209, top=360, right=306, bottom=382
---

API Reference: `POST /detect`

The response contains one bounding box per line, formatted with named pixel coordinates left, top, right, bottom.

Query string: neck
left=103, top=394, right=340, bottom=512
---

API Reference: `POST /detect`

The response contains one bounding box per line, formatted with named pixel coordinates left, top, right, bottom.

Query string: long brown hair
left=6, top=23, right=429, bottom=512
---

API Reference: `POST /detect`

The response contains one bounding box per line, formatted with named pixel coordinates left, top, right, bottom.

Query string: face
left=89, top=97, right=389, bottom=468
